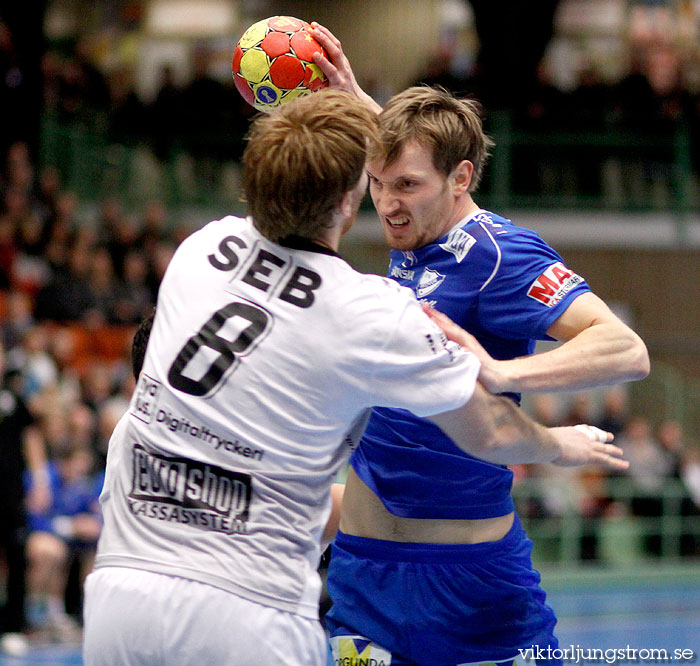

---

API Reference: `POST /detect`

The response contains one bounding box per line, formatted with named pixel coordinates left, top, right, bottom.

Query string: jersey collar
left=397, top=209, right=487, bottom=261
left=278, top=235, right=340, bottom=257
left=444, top=208, right=486, bottom=238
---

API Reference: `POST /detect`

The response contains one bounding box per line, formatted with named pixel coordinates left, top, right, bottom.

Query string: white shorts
left=83, top=567, right=328, bottom=666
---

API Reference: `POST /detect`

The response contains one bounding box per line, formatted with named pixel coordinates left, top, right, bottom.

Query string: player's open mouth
left=386, top=217, right=409, bottom=228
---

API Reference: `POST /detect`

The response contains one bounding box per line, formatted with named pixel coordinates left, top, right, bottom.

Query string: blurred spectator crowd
left=39, top=41, right=252, bottom=173
left=47, top=37, right=700, bottom=203
left=518, top=387, right=700, bottom=563
left=6, top=18, right=700, bottom=208
left=413, top=47, right=700, bottom=203
left=0, top=134, right=177, bottom=648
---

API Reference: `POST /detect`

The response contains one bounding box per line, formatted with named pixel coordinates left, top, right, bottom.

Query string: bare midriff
left=339, top=467, right=514, bottom=545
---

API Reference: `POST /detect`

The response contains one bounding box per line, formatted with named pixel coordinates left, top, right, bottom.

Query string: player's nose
left=372, top=188, right=400, bottom=216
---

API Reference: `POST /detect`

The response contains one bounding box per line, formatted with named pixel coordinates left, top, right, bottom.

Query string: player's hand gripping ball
left=232, top=16, right=329, bottom=113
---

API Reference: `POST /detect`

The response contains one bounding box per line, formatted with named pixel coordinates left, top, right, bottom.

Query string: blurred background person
left=0, top=340, right=50, bottom=657
left=25, top=445, right=102, bottom=642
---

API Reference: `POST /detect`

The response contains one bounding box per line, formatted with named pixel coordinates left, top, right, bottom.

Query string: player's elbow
left=601, top=320, right=650, bottom=382
left=626, top=332, right=650, bottom=381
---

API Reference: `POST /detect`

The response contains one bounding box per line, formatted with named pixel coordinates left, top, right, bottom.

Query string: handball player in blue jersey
left=311, top=25, right=650, bottom=666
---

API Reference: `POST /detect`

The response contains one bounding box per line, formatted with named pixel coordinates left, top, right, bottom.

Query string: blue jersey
left=352, top=209, right=590, bottom=520
left=25, top=463, right=104, bottom=538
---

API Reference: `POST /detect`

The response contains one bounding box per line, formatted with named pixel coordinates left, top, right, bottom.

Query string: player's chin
left=382, top=224, right=414, bottom=251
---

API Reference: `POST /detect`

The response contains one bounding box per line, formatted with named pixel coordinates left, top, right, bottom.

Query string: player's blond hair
left=371, top=86, right=494, bottom=191
left=242, top=90, right=379, bottom=241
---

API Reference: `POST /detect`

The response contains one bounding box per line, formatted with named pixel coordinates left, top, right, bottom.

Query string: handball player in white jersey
left=82, top=90, right=627, bottom=666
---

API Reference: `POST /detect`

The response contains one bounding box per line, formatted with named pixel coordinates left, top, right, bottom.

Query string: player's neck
left=314, top=209, right=352, bottom=253
left=435, top=195, right=480, bottom=241
left=452, top=195, right=480, bottom=226
left=313, top=225, right=341, bottom=253
left=312, top=236, right=337, bottom=252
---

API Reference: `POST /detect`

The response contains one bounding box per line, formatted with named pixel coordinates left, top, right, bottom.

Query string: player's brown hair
left=371, top=86, right=494, bottom=192
left=242, top=90, right=379, bottom=241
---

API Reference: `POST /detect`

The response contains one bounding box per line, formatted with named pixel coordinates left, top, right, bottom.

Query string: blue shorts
left=325, top=515, right=560, bottom=666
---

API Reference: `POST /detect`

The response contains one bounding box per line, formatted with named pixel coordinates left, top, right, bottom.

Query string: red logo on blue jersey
left=527, top=262, right=583, bottom=307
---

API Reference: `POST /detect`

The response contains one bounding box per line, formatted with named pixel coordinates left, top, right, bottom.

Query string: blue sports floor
left=2, top=567, right=698, bottom=665
left=546, top=578, right=700, bottom=653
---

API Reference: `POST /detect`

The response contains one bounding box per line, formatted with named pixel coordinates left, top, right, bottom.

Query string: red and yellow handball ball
left=232, top=16, right=329, bottom=113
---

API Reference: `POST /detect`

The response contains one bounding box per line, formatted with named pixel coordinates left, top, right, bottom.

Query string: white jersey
left=94, top=216, right=479, bottom=619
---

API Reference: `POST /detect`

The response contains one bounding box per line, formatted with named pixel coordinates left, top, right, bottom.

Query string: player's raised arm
left=309, top=22, right=383, bottom=114
left=425, top=294, right=649, bottom=395
left=428, top=382, right=627, bottom=471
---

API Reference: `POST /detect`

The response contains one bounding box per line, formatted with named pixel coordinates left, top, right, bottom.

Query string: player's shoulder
left=332, top=265, right=418, bottom=325
left=462, top=210, right=543, bottom=244
left=462, top=210, right=559, bottom=260
left=179, top=215, right=248, bottom=248
left=437, top=210, right=515, bottom=262
left=304, top=263, right=421, bottom=361
left=433, top=210, right=566, bottom=293
left=339, top=264, right=415, bottom=306
left=432, top=210, right=513, bottom=272
left=168, top=215, right=250, bottom=265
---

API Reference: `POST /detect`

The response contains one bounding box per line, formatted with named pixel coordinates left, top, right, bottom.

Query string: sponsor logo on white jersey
left=423, top=330, right=462, bottom=364
left=129, top=444, right=252, bottom=534
left=416, top=268, right=446, bottom=298
left=527, top=262, right=583, bottom=307
left=130, top=374, right=264, bottom=460
left=155, top=409, right=265, bottom=460
left=439, top=227, right=476, bottom=263
left=131, top=374, right=162, bottom=424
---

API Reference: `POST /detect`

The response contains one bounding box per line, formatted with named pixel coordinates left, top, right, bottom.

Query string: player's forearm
left=473, top=392, right=562, bottom=465
left=430, top=386, right=626, bottom=469
left=430, top=385, right=561, bottom=465
left=498, top=322, right=649, bottom=393
left=356, top=88, right=382, bottom=114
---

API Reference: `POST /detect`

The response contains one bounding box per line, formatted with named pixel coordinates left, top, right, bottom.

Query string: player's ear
left=450, top=160, right=473, bottom=195
left=335, top=189, right=354, bottom=220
